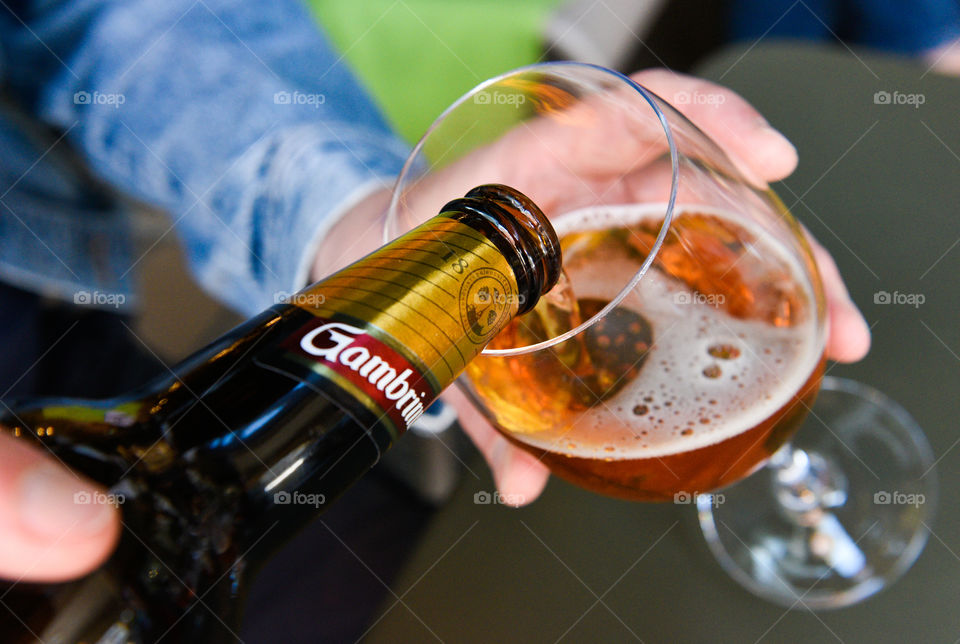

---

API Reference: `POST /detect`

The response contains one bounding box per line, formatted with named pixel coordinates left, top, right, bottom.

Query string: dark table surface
left=365, top=43, right=960, bottom=644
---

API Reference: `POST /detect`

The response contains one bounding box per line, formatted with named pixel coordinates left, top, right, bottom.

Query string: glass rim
left=384, top=61, right=680, bottom=357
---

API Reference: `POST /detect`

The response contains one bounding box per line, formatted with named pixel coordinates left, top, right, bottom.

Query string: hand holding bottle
left=0, top=431, right=119, bottom=582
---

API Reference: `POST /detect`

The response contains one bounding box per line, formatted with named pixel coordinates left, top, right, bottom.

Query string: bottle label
left=280, top=317, right=433, bottom=434
left=258, top=216, right=522, bottom=438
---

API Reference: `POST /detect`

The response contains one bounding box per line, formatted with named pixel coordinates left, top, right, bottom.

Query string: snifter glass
left=385, top=62, right=936, bottom=608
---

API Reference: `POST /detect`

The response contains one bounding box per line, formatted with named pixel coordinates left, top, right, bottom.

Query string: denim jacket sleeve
left=1, top=0, right=409, bottom=315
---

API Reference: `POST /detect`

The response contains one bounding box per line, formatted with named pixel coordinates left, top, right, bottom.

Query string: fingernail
left=491, top=440, right=512, bottom=486
left=17, top=464, right=116, bottom=539
left=846, top=299, right=870, bottom=334
left=838, top=296, right=872, bottom=352
left=831, top=283, right=863, bottom=319
left=757, top=123, right=796, bottom=150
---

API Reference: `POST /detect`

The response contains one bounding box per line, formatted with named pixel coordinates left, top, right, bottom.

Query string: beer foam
left=515, top=204, right=825, bottom=460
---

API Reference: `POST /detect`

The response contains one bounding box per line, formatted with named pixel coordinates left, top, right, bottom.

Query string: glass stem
left=768, top=442, right=846, bottom=515
left=767, top=441, right=867, bottom=578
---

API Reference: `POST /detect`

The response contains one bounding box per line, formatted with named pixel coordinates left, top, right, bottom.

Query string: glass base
left=697, top=377, right=937, bottom=609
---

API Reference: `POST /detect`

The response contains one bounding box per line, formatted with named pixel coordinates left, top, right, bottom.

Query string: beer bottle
left=0, top=185, right=561, bottom=642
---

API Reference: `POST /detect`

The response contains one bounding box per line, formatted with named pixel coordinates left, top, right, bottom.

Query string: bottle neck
left=255, top=210, right=535, bottom=432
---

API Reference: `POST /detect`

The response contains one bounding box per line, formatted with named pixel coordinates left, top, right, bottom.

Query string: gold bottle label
left=262, top=215, right=522, bottom=437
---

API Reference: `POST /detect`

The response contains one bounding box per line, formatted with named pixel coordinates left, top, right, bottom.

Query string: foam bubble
left=516, top=204, right=825, bottom=460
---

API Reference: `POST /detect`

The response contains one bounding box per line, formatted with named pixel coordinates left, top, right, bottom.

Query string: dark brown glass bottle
left=0, top=185, right=560, bottom=643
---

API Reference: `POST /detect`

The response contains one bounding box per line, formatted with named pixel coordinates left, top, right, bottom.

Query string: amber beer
left=465, top=204, right=826, bottom=501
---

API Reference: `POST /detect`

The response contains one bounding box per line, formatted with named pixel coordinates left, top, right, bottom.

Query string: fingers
left=404, top=68, right=799, bottom=226
left=807, top=235, right=871, bottom=363
left=443, top=387, right=549, bottom=506
left=631, top=69, right=799, bottom=185
left=0, top=432, right=120, bottom=582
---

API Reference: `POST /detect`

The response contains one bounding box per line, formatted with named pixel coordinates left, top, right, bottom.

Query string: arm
left=2, top=0, right=408, bottom=315
left=0, top=0, right=408, bottom=582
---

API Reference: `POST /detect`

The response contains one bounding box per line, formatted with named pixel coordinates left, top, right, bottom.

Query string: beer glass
left=386, top=62, right=935, bottom=608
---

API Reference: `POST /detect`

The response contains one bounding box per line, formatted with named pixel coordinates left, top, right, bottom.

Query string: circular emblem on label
left=459, top=267, right=514, bottom=344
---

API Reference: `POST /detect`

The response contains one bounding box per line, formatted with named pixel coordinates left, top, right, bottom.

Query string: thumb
left=443, top=387, right=550, bottom=506
left=0, top=431, right=120, bottom=582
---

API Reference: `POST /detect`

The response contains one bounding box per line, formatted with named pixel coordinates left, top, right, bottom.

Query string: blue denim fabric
left=0, top=0, right=409, bottom=315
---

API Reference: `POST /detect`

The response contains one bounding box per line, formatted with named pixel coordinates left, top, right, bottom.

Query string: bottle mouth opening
left=464, top=184, right=561, bottom=313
